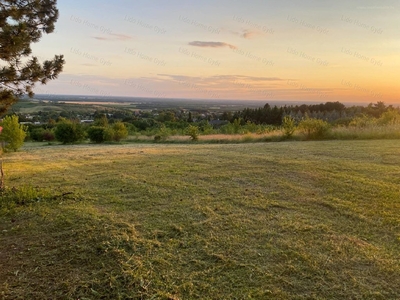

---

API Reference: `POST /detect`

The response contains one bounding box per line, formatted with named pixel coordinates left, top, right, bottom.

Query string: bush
left=282, top=116, right=296, bottom=138
left=29, top=127, right=45, bottom=141
left=42, top=130, right=55, bottom=142
left=377, top=109, right=400, bottom=126
left=186, top=125, right=199, bottom=141
left=54, top=120, right=85, bottom=144
left=349, top=115, right=376, bottom=128
left=154, top=125, right=170, bottom=142
left=298, top=118, right=330, bottom=139
left=112, top=122, right=128, bottom=142
left=0, top=115, right=27, bottom=152
left=87, top=126, right=107, bottom=143
left=30, top=127, right=55, bottom=142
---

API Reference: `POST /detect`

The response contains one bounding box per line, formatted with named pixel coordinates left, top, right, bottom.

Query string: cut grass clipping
left=1, top=140, right=399, bottom=299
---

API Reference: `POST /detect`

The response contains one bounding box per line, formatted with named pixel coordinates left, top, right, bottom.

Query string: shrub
left=87, top=126, right=107, bottom=143
left=186, top=125, right=199, bottom=141
left=103, top=127, right=114, bottom=142
left=377, top=109, right=400, bottom=126
left=42, top=130, right=55, bottom=142
left=0, top=115, right=27, bottom=152
left=298, top=118, right=330, bottom=139
left=233, top=118, right=242, bottom=134
left=111, top=122, right=128, bottom=142
left=30, top=127, right=45, bottom=142
left=349, top=115, right=376, bottom=128
left=31, top=128, right=55, bottom=142
left=54, top=120, right=85, bottom=144
left=282, top=115, right=296, bottom=138
left=154, top=125, right=170, bottom=142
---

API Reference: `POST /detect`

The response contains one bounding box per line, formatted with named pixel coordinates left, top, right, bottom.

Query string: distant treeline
left=221, top=101, right=398, bottom=126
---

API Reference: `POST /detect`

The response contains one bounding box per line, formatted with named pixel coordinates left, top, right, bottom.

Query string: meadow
left=0, top=140, right=399, bottom=299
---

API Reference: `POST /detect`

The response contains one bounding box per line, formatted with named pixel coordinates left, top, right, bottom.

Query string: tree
left=110, top=121, right=128, bottom=142
left=0, top=0, right=65, bottom=114
left=186, top=125, right=199, bottom=141
left=0, top=115, right=27, bottom=152
left=94, top=114, right=109, bottom=127
left=87, top=126, right=107, bottom=143
left=54, top=119, right=85, bottom=144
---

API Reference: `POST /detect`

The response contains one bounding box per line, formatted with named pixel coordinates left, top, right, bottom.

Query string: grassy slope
left=0, top=140, right=399, bottom=299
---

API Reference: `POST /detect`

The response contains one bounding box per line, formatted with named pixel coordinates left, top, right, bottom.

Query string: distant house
left=80, top=120, right=94, bottom=124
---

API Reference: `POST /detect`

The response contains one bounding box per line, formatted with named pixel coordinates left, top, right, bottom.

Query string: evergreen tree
left=0, top=0, right=65, bottom=114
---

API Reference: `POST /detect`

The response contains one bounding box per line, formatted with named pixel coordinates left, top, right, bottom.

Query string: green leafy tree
left=94, top=114, right=109, bottom=127
left=111, top=121, right=128, bottom=142
left=0, top=0, right=65, bottom=114
left=87, top=126, right=106, bottom=143
left=54, top=120, right=85, bottom=144
left=0, top=115, right=27, bottom=152
left=186, top=125, right=199, bottom=141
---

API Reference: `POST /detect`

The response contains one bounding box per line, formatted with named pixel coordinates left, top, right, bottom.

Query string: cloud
left=93, top=33, right=133, bottom=41
left=188, top=41, right=237, bottom=49
left=241, top=29, right=260, bottom=39
left=157, top=74, right=285, bottom=83
left=231, top=29, right=262, bottom=39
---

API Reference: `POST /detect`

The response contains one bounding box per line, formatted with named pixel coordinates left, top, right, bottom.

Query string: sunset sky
left=32, top=0, right=399, bottom=104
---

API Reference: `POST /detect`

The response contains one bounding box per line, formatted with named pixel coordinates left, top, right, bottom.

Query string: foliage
left=29, top=127, right=45, bottom=142
left=0, top=185, right=53, bottom=209
left=0, top=115, right=27, bottom=152
left=87, top=126, right=107, bottom=143
left=42, top=130, right=55, bottom=142
left=282, top=115, right=296, bottom=138
left=349, top=114, right=376, bottom=128
left=54, top=120, right=85, bottom=144
left=197, top=120, right=215, bottom=134
left=232, top=104, right=283, bottom=125
left=0, top=0, right=65, bottom=114
left=30, top=127, right=54, bottom=142
left=110, top=121, right=128, bottom=142
left=186, top=125, right=199, bottom=141
left=377, top=109, right=400, bottom=125
left=298, top=118, right=330, bottom=139
left=154, top=124, right=170, bottom=142
left=94, top=114, right=109, bottom=127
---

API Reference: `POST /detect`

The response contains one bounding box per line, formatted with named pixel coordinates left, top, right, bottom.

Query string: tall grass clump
left=0, top=185, right=54, bottom=210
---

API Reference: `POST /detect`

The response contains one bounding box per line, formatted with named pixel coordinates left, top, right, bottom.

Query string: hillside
left=1, top=141, right=399, bottom=299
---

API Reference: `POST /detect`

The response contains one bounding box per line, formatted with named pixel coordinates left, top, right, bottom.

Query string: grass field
left=1, top=140, right=399, bottom=299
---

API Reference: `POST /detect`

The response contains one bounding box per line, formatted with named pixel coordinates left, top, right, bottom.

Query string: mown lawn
left=1, top=140, right=399, bottom=299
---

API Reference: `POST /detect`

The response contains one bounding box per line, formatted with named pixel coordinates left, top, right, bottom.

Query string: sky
left=31, top=0, right=400, bottom=104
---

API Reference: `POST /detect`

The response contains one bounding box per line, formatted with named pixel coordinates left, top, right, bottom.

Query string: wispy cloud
left=188, top=41, right=237, bottom=49
left=241, top=29, right=261, bottom=39
left=157, top=74, right=285, bottom=83
left=231, top=29, right=262, bottom=39
left=93, top=33, right=133, bottom=41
